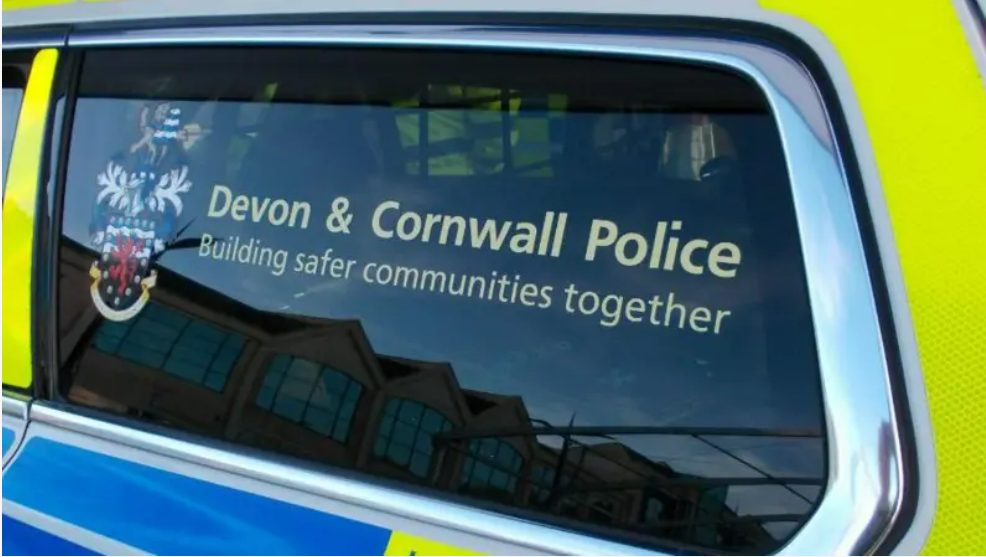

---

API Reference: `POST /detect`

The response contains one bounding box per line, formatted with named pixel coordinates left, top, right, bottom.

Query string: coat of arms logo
left=88, top=101, right=193, bottom=322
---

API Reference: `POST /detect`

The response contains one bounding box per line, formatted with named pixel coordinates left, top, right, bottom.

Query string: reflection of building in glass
left=375, top=398, right=452, bottom=478
left=255, top=354, right=363, bottom=444
left=461, top=438, right=525, bottom=499
left=93, top=304, right=245, bottom=392
left=60, top=237, right=812, bottom=554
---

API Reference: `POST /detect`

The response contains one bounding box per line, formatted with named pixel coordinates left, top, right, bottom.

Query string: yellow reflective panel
left=2, top=0, right=129, bottom=9
left=2, top=49, right=59, bottom=390
left=384, top=531, right=485, bottom=556
left=760, top=1, right=986, bottom=554
left=2, top=0, right=73, bottom=10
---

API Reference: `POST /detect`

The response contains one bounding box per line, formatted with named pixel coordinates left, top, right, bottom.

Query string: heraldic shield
left=88, top=100, right=193, bottom=322
left=89, top=212, right=160, bottom=322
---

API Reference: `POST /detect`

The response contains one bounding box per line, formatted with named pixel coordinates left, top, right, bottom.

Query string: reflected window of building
left=92, top=302, right=245, bottom=391
left=690, top=486, right=729, bottom=547
left=461, top=439, right=524, bottom=498
left=256, top=354, right=363, bottom=443
left=530, top=464, right=557, bottom=504
left=373, top=399, right=452, bottom=478
left=641, top=496, right=667, bottom=525
left=588, top=498, right=617, bottom=525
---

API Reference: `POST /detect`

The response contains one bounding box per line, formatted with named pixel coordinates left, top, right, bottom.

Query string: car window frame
left=33, top=25, right=907, bottom=557
left=2, top=38, right=63, bottom=399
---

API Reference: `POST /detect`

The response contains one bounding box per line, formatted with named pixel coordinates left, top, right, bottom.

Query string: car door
left=3, top=1, right=984, bottom=555
left=2, top=45, right=34, bottom=465
left=1, top=36, right=76, bottom=555
left=3, top=27, right=896, bottom=556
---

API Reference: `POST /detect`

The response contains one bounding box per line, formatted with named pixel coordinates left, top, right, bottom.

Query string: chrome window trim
left=951, top=0, right=986, bottom=94
left=1, top=36, right=66, bottom=50
left=3, top=395, right=30, bottom=421
left=963, top=0, right=986, bottom=79
left=43, top=26, right=905, bottom=556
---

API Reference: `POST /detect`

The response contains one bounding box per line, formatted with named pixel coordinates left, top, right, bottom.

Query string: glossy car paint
left=1, top=0, right=984, bottom=555
left=2, top=48, right=59, bottom=391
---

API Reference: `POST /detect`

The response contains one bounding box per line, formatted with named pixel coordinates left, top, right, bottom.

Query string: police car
left=3, top=0, right=985, bottom=555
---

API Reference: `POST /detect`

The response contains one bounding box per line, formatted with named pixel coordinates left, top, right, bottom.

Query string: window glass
left=374, top=399, right=452, bottom=478
left=256, top=355, right=363, bottom=443
left=58, top=47, right=826, bottom=554
left=91, top=302, right=245, bottom=391
left=3, top=63, right=31, bottom=194
left=642, top=497, right=666, bottom=524
left=530, top=464, right=557, bottom=504
left=461, top=438, right=525, bottom=501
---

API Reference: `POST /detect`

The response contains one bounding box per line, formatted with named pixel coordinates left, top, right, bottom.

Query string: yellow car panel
left=384, top=531, right=486, bottom=556
left=761, top=1, right=986, bottom=554
left=2, top=48, right=60, bottom=391
left=2, top=0, right=985, bottom=554
left=3, top=0, right=118, bottom=9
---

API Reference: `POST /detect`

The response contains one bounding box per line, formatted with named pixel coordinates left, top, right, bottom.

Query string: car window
left=57, top=47, right=826, bottom=554
left=2, top=64, right=30, bottom=196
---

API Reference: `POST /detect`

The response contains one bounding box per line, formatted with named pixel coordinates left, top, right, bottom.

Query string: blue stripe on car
left=2, top=515, right=101, bottom=556
left=3, top=437, right=394, bottom=556
left=3, top=427, right=16, bottom=457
